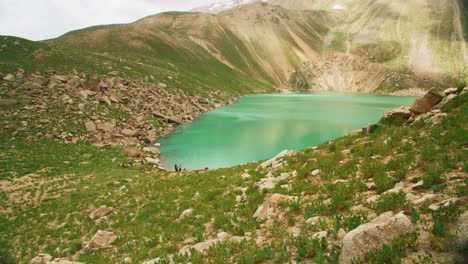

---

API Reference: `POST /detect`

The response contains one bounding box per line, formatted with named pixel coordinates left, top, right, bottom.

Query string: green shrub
left=365, top=232, right=418, bottom=263
left=373, top=192, right=411, bottom=215
left=361, top=159, right=385, bottom=179
left=293, top=236, right=327, bottom=261
left=343, top=212, right=369, bottom=231
left=374, top=174, right=395, bottom=193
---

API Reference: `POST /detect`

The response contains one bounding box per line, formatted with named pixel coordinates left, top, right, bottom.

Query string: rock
left=410, top=180, right=423, bottom=189
left=158, top=82, right=167, bottom=88
left=311, top=169, right=321, bottom=176
left=236, top=195, right=243, bottom=203
left=255, top=172, right=289, bottom=190
left=179, top=208, right=194, bottom=220
left=383, top=182, right=404, bottom=194
left=410, top=89, right=443, bottom=114
left=412, top=194, right=439, bottom=206
left=96, top=121, right=115, bottom=132
left=306, top=216, right=320, bottom=225
left=337, top=228, right=347, bottom=240
left=83, top=78, right=100, bottom=92
left=429, top=198, right=460, bottom=211
left=30, top=253, right=52, bottom=264
left=123, top=146, right=141, bottom=158
left=366, top=195, right=380, bottom=204
left=382, top=106, right=412, bottom=120
left=121, top=128, right=137, bottom=137
left=100, top=95, right=112, bottom=105
left=443, top=87, right=458, bottom=96
left=3, top=73, right=15, bottom=81
left=51, top=75, right=69, bottom=83
left=87, top=230, right=117, bottom=249
left=142, top=147, right=159, bottom=155
left=67, top=76, right=81, bottom=88
left=48, top=259, right=84, bottom=264
left=339, top=211, right=413, bottom=263
left=253, top=193, right=296, bottom=221
left=198, top=98, right=209, bottom=104
left=145, top=157, right=160, bottom=165
left=456, top=210, right=468, bottom=244
left=7, top=90, right=16, bottom=97
left=429, top=113, right=447, bottom=125
left=259, top=150, right=295, bottom=169
left=312, top=231, right=328, bottom=240
left=89, top=205, right=113, bottom=220
left=241, top=172, right=251, bottom=179
left=0, top=99, right=18, bottom=106
left=433, top=94, right=457, bottom=110
left=84, top=121, right=96, bottom=132
left=405, top=193, right=419, bottom=202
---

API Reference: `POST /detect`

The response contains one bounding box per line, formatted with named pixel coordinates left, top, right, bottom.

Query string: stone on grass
left=123, top=146, right=141, bottom=158
left=339, top=211, right=413, bottom=264
left=30, top=253, right=52, bottom=264
left=179, top=208, right=194, bottom=220
left=89, top=205, right=113, bottom=220
left=3, top=73, right=14, bottom=81
left=312, top=231, right=328, bottom=240
left=253, top=193, right=296, bottom=221
left=87, top=230, right=117, bottom=249
left=145, top=157, right=160, bottom=165
left=84, top=121, right=96, bottom=132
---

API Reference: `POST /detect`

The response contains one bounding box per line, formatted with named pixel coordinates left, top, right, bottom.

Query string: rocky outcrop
left=258, top=150, right=295, bottom=170
left=1, top=69, right=236, bottom=168
left=339, top=211, right=414, bottom=263
left=410, top=89, right=443, bottom=114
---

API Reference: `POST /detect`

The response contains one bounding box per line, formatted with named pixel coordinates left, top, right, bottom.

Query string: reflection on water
left=159, top=93, right=416, bottom=170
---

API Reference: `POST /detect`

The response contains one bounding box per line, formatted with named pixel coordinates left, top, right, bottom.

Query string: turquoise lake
left=159, top=93, right=416, bottom=170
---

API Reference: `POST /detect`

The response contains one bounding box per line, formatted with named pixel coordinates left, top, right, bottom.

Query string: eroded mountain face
left=18, top=0, right=468, bottom=94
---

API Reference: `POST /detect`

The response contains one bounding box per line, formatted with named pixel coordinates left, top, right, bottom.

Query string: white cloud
left=0, top=0, right=217, bottom=40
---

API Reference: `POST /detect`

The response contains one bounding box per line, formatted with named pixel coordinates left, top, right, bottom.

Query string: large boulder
left=410, top=89, right=443, bottom=114
left=339, top=211, right=414, bottom=264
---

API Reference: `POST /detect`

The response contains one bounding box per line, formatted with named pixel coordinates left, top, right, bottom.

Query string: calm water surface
left=159, top=93, right=416, bottom=170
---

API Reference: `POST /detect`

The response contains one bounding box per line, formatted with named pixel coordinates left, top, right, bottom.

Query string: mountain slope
left=287, top=0, right=468, bottom=92
left=49, top=3, right=334, bottom=87
left=1, top=0, right=467, bottom=94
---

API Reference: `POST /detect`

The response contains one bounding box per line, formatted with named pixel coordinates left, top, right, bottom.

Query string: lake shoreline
left=159, top=93, right=417, bottom=171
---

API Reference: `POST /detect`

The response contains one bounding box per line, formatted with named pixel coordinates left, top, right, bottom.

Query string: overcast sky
left=0, top=0, right=218, bottom=41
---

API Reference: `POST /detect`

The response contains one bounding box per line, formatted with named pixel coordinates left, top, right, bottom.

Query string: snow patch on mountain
left=192, top=0, right=265, bottom=13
